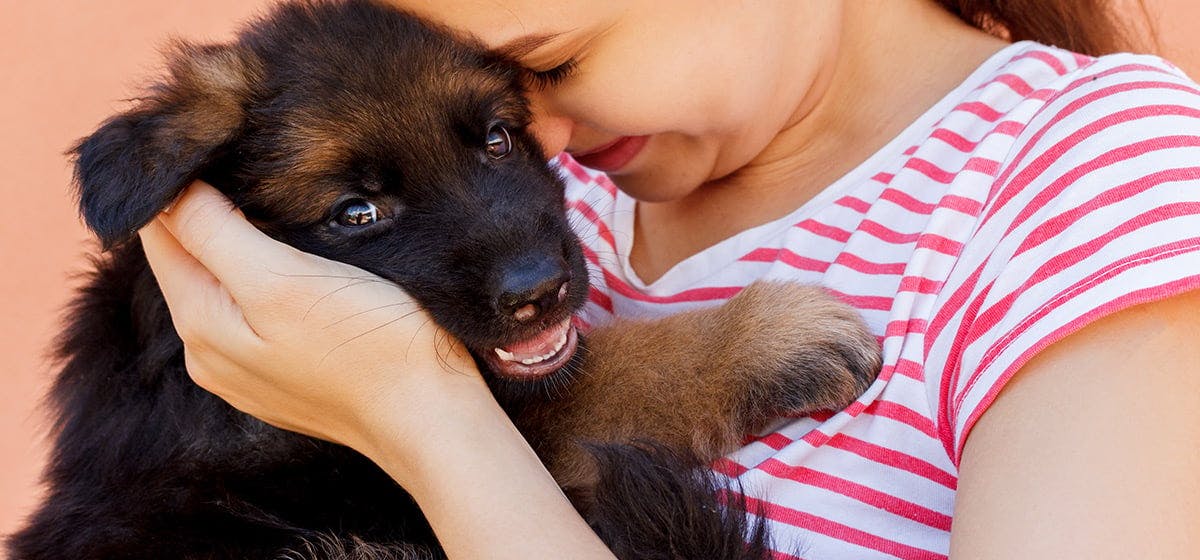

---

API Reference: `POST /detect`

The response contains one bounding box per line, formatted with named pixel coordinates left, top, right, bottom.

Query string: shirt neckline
left=612, top=41, right=1038, bottom=296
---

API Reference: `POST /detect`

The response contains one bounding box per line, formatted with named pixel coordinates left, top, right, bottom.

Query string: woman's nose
left=526, top=90, right=573, bottom=157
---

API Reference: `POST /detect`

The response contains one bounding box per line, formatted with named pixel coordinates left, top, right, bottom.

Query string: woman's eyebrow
left=495, top=31, right=565, bottom=59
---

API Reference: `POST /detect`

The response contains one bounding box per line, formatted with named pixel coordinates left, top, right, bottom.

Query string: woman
left=138, top=0, right=1200, bottom=557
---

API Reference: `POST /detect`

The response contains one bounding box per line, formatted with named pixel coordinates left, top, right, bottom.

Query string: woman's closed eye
left=521, top=58, right=579, bottom=91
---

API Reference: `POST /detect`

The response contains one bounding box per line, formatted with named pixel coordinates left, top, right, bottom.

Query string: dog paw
left=719, top=281, right=881, bottom=418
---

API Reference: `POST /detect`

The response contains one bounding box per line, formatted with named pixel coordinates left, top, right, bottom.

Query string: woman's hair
left=936, top=0, right=1153, bottom=56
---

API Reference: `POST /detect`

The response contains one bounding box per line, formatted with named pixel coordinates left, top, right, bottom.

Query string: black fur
left=587, top=443, right=778, bottom=560
left=8, top=1, right=782, bottom=559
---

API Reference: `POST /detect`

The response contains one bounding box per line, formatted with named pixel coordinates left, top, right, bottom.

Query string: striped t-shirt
left=557, top=42, right=1200, bottom=559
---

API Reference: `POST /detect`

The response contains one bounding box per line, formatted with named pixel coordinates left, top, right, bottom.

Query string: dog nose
left=496, top=256, right=571, bottom=322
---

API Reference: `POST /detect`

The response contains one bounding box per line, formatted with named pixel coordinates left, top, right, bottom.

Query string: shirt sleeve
left=931, top=54, right=1200, bottom=463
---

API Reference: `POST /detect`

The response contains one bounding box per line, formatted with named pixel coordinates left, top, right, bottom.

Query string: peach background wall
left=2, top=0, right=1198, bottom=547
left=0, top=0, right=275, bottom=541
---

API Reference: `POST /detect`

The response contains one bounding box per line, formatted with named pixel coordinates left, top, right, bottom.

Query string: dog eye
left=485, top=125, right=512, bottom=160
left=335, top=199, right=379, bottom=227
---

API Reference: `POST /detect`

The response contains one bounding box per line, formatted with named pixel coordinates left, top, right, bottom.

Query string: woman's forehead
left=384, top=0, right=608, bottom=50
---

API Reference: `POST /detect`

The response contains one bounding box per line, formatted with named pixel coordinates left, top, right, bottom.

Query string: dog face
left=73, top=0, right=589, bottom=382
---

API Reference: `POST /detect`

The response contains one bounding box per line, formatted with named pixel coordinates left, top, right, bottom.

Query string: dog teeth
left=494, top=326, right=570, bottom=365
left=495, top=347, right=518, bottom=362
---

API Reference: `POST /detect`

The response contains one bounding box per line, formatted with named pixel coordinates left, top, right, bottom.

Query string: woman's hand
left=138, top=181, right=484, bottom=476
left=138, top=181, right=616, bottom=559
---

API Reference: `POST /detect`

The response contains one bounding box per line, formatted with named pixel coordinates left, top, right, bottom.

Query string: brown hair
left=935, top=0, right=1154, bottom=56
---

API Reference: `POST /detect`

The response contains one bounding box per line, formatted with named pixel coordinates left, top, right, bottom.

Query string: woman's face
left=390, top=0, right=842, bottom=203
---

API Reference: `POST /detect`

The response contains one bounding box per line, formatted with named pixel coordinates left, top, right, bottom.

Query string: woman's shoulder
left=1067, top=45, right=1197, bottom=85
left=994, top=41, right=1197, bottom=95
left=958, top=43, right=1200, bottom=244
left=1000, top=44, right=1200, bottom=148
left=925, top=45, right=1200, bottom=462
left=930, top=42, right=1199, bottom=145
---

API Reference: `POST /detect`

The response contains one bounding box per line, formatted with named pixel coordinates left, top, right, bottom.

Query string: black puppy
left=8, top=1, right=880, bottom=558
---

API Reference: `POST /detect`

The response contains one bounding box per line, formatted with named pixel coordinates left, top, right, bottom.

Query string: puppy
left=7, top=1, right=879, bottom=559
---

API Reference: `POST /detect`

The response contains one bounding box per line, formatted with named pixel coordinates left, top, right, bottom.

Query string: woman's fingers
left=133, top=179, right=494, bottom=470
left=138, top=216, right=259, bottom=350
left=143, top=180, right=423, bottom=344
left=153, top=181, right=369, bottom=335
left=155, top=181, right=307, bottom=303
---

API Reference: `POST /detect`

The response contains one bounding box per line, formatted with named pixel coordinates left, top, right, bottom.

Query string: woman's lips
left=570, top=135, right=648, bottom=172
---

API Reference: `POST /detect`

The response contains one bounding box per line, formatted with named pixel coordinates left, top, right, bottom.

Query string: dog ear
left=71, top=41, right=260, bottom=248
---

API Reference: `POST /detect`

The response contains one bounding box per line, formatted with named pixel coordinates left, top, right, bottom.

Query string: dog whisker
left=432, top=328, right=468, bottom=377
left=321, top=301, right=419, bottom=329
left=271, top=271, right=396, bottom=284
left=317, top=309, right=423, bottom=370
left=305, top=278, right=402, bottom=320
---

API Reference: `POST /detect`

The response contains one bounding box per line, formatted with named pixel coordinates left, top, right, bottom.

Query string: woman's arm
left=374, top=383, right=618, bottom=560
left=951, top=290, right=1200, bottom=558
left=139, top=181, right=616, bottom=560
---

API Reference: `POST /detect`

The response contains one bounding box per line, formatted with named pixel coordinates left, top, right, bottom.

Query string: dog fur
left=7, top=1, right=880, bottom=558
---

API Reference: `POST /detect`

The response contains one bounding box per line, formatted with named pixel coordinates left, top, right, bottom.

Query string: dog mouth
left=481, top=318, right=579, bottom=381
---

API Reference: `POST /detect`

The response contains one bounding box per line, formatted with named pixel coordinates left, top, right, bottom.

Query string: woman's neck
left=629, top=0, right=1010, bottom=285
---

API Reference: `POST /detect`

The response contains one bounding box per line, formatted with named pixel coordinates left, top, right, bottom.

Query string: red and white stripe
left=557, top=42, right=1200, bottom=559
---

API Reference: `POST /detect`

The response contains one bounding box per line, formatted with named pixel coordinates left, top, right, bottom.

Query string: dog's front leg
left=515, top=281, right=881, bottom=504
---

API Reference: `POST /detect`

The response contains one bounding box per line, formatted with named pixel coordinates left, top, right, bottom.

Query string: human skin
left=395, top=0, right=1006, bottom=284
left=138, top=0, right=1200, bottom=557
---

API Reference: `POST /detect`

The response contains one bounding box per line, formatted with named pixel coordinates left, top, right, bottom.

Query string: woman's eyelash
left=522, top=58, right=579, bottom=90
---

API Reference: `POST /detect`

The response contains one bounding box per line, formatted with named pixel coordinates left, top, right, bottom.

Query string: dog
left=7, top=1, right=880, bottom=558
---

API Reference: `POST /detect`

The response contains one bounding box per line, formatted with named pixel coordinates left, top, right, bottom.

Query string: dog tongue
left=502, top=321, right=568, bottom=358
